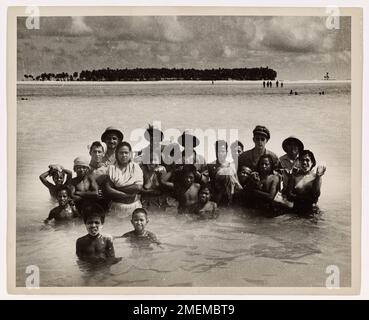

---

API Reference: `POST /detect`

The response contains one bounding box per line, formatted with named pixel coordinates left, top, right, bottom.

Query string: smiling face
left=85, top=216, right=103, bottom=237
left=57, top=189, right=69, bottom=207
left=199, top=188, right=211, bottom=204
left=104, top=133, right=120, bottom=151
left=259, top=157, right=272, bottom=175
left=253, top=134, right=267, bottom=151
left=301, top=154, right=313, bottom=173
left=74, top=165, right=90, bottom=177
left=131, top=211, right=148, bottom=234
left=116, top=145, right=131, bottom=166
left=90, top=146, right=104, bottom=164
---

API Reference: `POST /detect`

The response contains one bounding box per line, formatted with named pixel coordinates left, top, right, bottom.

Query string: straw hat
left=282, top=136, right=304, bottom=153
left=101, top=126, right=124, bottom=142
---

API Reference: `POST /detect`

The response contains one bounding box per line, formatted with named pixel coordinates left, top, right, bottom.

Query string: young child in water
left=39, top=164, right=72, bottom=198
left=76, top=203, right=122, bottom=263
left=193, top=185, right=219, bottom=219
left=176, top=165, right=201, bottom=214
left=44, top=185, right=79, bottom=224
left=117, top=208, right=159, bottom=244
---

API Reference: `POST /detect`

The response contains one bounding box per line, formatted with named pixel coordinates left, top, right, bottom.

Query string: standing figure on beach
left=100, top=126, right=124, bottom=166
left=105, top=142, right=143, bottom=218
left=39, top=164, right=73, bottom=199
left=276, top=80, right=279, bottom=88
left=263, top=81, right=266, bottom=88
left=286, top=150, right=326, bottom=214
left=208, top=140, right=242, bottom=206
left=178, top=131, right=209, bottom=184
left=269, top=81, right=273, bottom=88
left=266, top=81, right=270, bottom=88
left=238, top=125, right=279, bottom=172
left=281, top=82, right=283, bottom=88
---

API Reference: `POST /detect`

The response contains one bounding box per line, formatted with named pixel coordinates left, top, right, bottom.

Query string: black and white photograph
left=8, top=6, right=362, bottom=293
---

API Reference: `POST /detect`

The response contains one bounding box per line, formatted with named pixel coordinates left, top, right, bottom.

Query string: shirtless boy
left=76, top=203, right=122, bottom=263
left=176, top=165, right=200, bottom=214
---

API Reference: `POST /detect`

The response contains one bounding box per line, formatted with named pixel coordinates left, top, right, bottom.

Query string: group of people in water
left=39, top=124, right=326, bottom=263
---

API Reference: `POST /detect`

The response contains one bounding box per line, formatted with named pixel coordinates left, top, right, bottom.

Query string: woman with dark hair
left=105, top=141, right=143, bottom=217
left=286, top=150, right=326, bottom=213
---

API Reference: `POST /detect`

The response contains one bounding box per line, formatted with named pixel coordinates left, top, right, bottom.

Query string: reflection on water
left=16, top=82, right=351, bottom=287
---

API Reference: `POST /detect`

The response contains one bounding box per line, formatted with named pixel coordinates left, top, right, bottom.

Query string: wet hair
left=230, top=140, right=244, bottom=150
left=115, top=141, right=132, bottom=158
left=257, top=154, right=275, bottom=173
left=55, top=185, right=72, bottom=198
left=132, top=208, right=148, bottom=219
left=215, top=140, right=228, bottom=153
left=81, top=203, right=105, bottom=224
left=89, top=141, right=104, bottom=154
left=299, top=150, right=316, bottom=169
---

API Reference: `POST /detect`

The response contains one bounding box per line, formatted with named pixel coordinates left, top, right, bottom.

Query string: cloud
left=17, top=16, right=351, bottom=80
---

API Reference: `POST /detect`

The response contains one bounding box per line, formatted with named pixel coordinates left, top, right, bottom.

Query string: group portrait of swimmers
left=39, top=124, right=326, bottom=263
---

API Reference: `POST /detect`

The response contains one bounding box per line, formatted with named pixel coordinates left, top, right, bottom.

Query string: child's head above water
left=198, top=184, right=212, bottom=204
left=55, top=185, right=72, bottom=206
left=131, top=208, right=149, bottom=234
left=82, top=203, right=105, bottom=237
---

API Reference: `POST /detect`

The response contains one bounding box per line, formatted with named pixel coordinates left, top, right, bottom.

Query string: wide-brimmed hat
left=73, top=156, right=90, bottom=168
left=253, top=125, right=271, bottom=140
left=101, top=126, right=124, bottom=142
left=282, top=136, right=304, bottom=153
left=177, top=131, right=200, bottom=148
left=144, top=124, right=164, bottom=142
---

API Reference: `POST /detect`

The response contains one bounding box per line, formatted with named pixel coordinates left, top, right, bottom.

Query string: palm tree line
left=24, top=66, right=277, bottom=82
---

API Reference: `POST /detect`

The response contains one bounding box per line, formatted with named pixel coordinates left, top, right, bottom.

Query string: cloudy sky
left=17, top=16, right=351, bottom=80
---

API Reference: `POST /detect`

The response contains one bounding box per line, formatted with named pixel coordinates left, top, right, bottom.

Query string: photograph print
left=9, top=6, right=362, bottom=293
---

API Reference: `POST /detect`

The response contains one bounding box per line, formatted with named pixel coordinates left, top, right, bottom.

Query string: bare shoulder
left=76, top=234, right=89, bottom=244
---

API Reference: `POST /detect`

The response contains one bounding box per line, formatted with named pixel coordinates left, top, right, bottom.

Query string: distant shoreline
left=17, top=79, right=351, bottom=85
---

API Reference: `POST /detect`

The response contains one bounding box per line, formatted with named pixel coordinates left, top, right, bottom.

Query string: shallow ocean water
left=16, top=81, right=351, bottom=287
